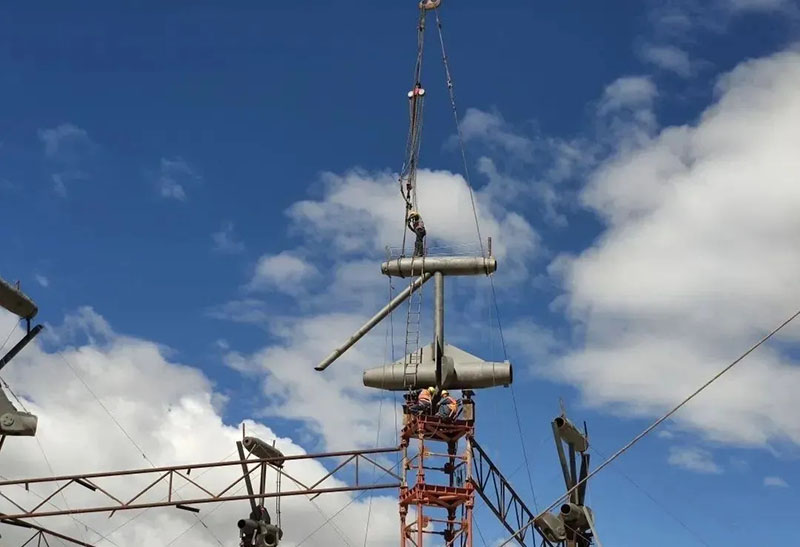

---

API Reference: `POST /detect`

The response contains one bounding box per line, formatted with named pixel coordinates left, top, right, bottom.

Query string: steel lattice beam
left=2, top=516, right=94, bottom=546
left=470, top=438, right=550, bottom=547
left=0, top=446, right=401, bottom=520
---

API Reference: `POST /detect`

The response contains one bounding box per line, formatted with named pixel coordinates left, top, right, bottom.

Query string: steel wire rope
left=473, top=516, right=489, bottom=547
left=0, top=472, right=118, bottom=547
left=33, top=437, right=89, bottom=545
left=0, top=321, right=25, bottom=418
left=102, top=447, right=239, bottom=542
left=0, top=321, right=19, bottom=353
left=587, top=445, right=711, bottom=546
left=486, top=275, right=540, bottom=512
left=53, top=351, right=225, bottom=547
left=433, top=7, right=484, bottom=256
left=0, top=323, right=90, bottom=545
left=497, top=305, right=800, bottom=547
left=163, top=482, right=247, bottom=547
left=362, top=280, right=396, bottom=547
left=294, top=458, right=404, bottom=547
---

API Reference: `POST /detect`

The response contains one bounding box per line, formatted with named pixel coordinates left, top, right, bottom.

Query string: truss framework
left=0, top=446, right=401, bottom=520
left=2, top=517, right=94, bottom=547
left=469, top=439, right=549, bottom=547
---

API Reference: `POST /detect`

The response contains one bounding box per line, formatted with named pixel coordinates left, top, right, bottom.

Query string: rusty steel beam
left=2, top=516, right=94, bottom=546
left=0, top=446, right=402, bottom=521
left=0, top=446, right=399, bottom=487
left=0, top=483, right=398, bottom=520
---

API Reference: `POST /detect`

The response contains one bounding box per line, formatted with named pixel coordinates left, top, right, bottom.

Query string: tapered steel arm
left=315, top=272, right=432, bottom=371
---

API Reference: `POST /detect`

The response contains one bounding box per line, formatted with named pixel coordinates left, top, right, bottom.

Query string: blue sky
left=2, top=1, right=800, bottom=546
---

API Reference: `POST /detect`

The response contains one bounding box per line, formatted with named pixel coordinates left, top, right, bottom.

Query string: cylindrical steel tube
left=381, top=256, right=497, bottom=277
left=315, top=272, right=432, bottom=371
left=363, top=361, right=512, bottom=390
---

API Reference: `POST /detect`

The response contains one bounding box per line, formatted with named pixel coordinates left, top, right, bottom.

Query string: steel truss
left=0, top=446, right=401, bottom=520
left=470, top=439, right=550, bottom=547
left=2, top=516, right=94, bottom=546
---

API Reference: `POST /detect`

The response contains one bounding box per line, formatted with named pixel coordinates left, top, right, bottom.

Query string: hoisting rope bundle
left=399, top=1, right=439, bottom=258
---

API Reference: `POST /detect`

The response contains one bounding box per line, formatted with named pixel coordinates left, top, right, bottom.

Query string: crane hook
left=419, top=0, right=440, bottom=10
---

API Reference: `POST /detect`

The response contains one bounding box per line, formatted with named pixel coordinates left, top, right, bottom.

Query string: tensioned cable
left=294, top=459, right=403, bottom=547
left=0, top=322, right=18, bottom=354
left=104, top=447, right=238, bottom=542
left=588, top=446, right=711, bottom=546
left=33, top=438, right=88, bottom=545
left=497, top=305, right=800, bottom=547
left=0, top=472, right=118, bottom=547
left=54, top=351, right=225, bottom=547
left=487, top=273, right=540, bottom=512
left=362, top=285, right=395, bottom=547
left=433, top=7, right=484, bottom=255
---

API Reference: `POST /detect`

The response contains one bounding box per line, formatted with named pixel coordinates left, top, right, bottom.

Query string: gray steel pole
left=434, top=272, right=444, bottom=386
left=315, top=272, right=433, bottom=371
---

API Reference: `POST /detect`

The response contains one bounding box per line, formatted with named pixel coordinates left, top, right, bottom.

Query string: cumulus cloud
left=247, top=252, right=318, bottom=294
left=598, top=76, right=657, bottom=115
left=212, top=222, right=245, bottom=254
left=764, top=475, right=789, bottom=488
left=667, top=446, right=722, bottom=474
left=460, top=109, right=592, bottom=227
left=38, top=123, right=91, bottom=160
left=458, top=108, right=536, bottom=160
left=639, top=44, right=693, bottom=77
left=547, top=48, right=800, bottom=447
left=34, top=274, right=49, bottom=288
left=156, top=157, right=198, bottom=201
left=0, top=308, right=398, bottom=546
left=287, top=168, right=540, bottom=281
left=38, top=123, right=93, bottom=196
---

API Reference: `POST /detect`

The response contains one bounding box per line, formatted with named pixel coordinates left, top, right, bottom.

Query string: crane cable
left=399, top=7, right=428, bottom=256
left=54, top=351, right=226, bottom=547
left=497, top=305, right=800, bottom=547
left=433, top=7, right=484, bottom=255
left=488, top=265, right=540, bottom=512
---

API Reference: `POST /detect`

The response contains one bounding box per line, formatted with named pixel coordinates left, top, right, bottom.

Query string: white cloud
left=667, top=446, right=722, bottom=474
left=206, top=298, right=270, bottom=325
left=157, top=157, right=198, bottom=201
left=38, top=123, right=91, bottom=160
left=726, top=0, right=792, bottom=11
left=459, top=110, right=593, bottom=227
left=0, top=308, right=399, bottom=547
left=247, top=252, right=318, bottom=293
left=640, top=44, right=693, bottom=77
left=764, top=475, right=789, bottom=488
left=549, top=48, right=800, bottom=447
left=598, top=76, right=657, bottom=115
left=288, top=168, right=540, bottom=280
left=459, top=108, right=536, bottom=160
left=211, top=221, right=245, bottom=254
left=38, top=123, right=93, bottom=196
left=34, top=274, right=49, bottom=288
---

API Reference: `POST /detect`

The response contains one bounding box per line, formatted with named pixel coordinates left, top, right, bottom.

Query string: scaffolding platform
left=400, top=483, right=473, bottom=511
left=402, top=414, right=474, bottom=443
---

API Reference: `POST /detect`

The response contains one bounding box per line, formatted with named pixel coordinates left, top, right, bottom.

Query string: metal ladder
left=402, top=259, right=425, bottom=388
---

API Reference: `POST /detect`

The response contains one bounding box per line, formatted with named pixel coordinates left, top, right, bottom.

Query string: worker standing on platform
left=437, top=390, right=459, bottom=420
left=407, top=210, right=426, bottom=257
left=409, top=386, right=436, bottom=415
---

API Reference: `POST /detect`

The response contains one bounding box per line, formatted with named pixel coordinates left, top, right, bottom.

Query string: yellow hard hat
left=441, top=390, right=449, bottom=396
left=427, top=386, right=436, bottom=394
left=408, top=210, right=420, bottom=220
